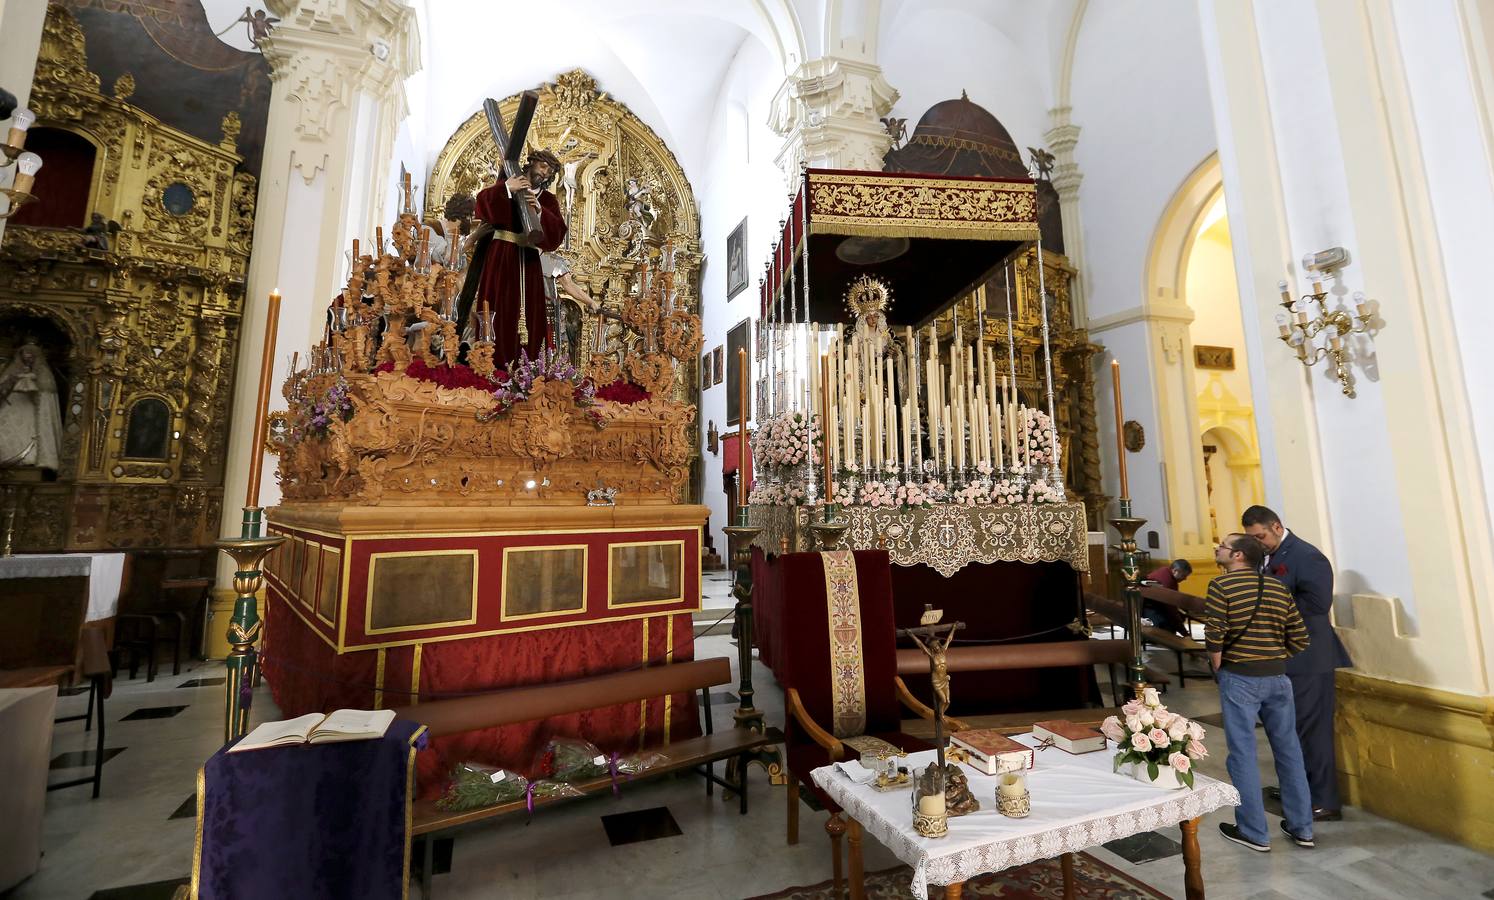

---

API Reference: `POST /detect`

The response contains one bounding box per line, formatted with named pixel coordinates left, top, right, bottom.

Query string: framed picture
left=712, top=346, right=724, bottom=385
left=726, top=217, right=748, bottom=300
left=700, top=353, right=712, bottom=388
left=726, top=320, right=751, bottom=426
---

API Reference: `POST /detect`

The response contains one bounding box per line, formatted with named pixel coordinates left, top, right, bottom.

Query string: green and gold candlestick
left=1109, top=497, right=1148, bottom=697
left=218, top=289, right=285, bottom=743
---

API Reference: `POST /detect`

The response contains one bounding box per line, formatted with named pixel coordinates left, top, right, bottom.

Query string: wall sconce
left=1, top=105, right=42, bottom=219
left=1274, top=271, right=1373, bottom=398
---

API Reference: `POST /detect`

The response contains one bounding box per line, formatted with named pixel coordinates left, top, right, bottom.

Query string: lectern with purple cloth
left=192, top=719, right=427, bottom=900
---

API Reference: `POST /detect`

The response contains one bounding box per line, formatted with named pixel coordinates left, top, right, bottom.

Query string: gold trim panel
left=499, top=544, right=590, bottom=622
left=364, top=549, right=481, bottom=635
left=606, top=539, right=686, bottom=609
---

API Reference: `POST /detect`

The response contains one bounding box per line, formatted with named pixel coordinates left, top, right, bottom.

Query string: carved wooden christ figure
left=458, top=149, right=567, bottom=366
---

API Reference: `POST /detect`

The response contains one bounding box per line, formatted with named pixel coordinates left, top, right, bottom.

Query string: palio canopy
left=760, top=168, right=1039, bottom=328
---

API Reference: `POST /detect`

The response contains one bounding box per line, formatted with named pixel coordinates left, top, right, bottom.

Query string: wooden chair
left=776, top=549, right=945, bottom=897
left=48, top=626, right=113, bottom=799
left=116, top=549, right=213, bottom=681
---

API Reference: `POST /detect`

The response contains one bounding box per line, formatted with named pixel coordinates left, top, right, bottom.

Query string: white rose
left=1167, top=719, right=1189, bottom=742
left=1142, top=687, right=1162, bottom=708
left=1125, top=715, right=1143, bottom=733
left=1140, top=711, right=1154, bottom=728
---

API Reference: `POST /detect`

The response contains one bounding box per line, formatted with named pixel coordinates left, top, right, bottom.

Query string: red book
left=951, top=729, right=1035, bottom=775
left=1031, top=720, right=1106, bottom=754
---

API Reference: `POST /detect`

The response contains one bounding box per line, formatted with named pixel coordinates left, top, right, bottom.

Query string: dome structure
left=882, top=90, right=1027, bottom=179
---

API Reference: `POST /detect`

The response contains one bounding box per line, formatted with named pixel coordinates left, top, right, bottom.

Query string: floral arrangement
left=894, top=480, right=931, bottom=508
left=991, top=479, right=1025, bottom=506
left=1101, top=688, right=1207, bottom=788
left=832, top=481, right=857, bottom=506
left=747, top=480, right=810, bottom=507
left=859, top=479, right=895, bottom=508
left=491, top=346, right=601, bottom=424
left=952, top=481, right=991, bottom=507
left=1026, top=478, right=1064, bottom=505
left=594, top=379, right=651, bottom=404
left=292, top=377, right=353, bottom=440
left=1025, top=409, right=1057, bottom=468
left=751, top=411, right=821, bottom=468
left=373, top=358, right=504, bottom=391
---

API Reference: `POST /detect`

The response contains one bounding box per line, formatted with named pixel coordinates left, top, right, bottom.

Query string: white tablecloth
left=811, top=735, right=1240, bottom=899
left=0, top=553, right=127, bottom=622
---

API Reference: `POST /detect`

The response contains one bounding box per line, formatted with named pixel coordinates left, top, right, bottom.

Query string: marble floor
left=14, top=631, right=1494, bottom=899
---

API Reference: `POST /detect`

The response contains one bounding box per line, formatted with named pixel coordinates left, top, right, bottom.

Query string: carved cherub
left=881, top=116, right=907, bottom=149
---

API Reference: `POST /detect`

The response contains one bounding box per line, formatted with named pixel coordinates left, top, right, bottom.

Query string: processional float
left=742, top=165, right=1149, bottom=698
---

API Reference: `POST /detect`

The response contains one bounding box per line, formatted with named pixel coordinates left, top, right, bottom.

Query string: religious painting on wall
left=700, top=353, right=712, bottom=389
left=1194, top=345, right=1235, bottom=370
left=727, top=218, right=748, bottom=299
left=726, top=321, right=750, bottom=426
left=712, top=346, right=724, bottom=386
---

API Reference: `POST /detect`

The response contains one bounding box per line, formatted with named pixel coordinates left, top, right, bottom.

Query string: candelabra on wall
left=0, top=103, right=43, bottom=219
left=1274, top=249, right=1375, bottom=398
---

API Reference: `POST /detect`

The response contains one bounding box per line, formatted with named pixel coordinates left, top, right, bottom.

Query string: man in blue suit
left=1243, top=505, right=1352, bottom=821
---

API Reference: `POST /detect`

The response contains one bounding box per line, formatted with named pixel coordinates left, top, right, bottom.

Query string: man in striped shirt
left=1205, top=533, right=1314, bottom=852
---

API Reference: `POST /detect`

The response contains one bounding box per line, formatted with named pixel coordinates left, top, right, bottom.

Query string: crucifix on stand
left=898, top=608, right=964, bottom=767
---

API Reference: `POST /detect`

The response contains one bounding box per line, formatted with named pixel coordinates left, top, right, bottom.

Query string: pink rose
left=1100, top=716, right=1125, bottom=742
left=1169, top=752, right=1191, bottom=773
left=1152, top=709, right=1174, bottom=729
left=1188, top=721, right=1205, bottom=741
left=1148, top=728, right=1170, bottom=748
left=1121, top=699, right=1143, bottom=718
left=1130, top=732, right=1152, bottom=752
left=1187, top=737, right=1208, bottom=759
left=1167, top=719, right=1189, bottom=742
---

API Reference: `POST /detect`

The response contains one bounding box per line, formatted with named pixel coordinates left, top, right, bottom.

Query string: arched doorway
left=1143, top=155, right=1263, bottom=590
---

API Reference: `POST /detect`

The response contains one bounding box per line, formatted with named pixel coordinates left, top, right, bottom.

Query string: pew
left=1087, top=591, right=1211, bottom=687
left=898, top=640, right=1130, bottom=739
left=392, top=657, right=780, bottom=898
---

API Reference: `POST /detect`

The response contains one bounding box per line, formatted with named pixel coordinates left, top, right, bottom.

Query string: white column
left=1043, top=107, right=1089, bottom=327
left=768, top=55, right=899, bottom=182
left=217, top=0, right=419, bottom=578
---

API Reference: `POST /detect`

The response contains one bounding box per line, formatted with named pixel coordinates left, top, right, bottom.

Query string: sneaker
left=1219, top=822, right=1270, bottom=852
left=1280, top=820, right=1314, bottom=848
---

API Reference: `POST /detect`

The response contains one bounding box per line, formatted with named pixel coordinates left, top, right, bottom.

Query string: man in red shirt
left=1142, top=558, right=1192, bottom=635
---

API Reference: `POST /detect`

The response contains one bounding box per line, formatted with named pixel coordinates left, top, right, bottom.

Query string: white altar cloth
left=0, top=553, right=127, bottom=622
left=811, top=734, right=1240, bottom=898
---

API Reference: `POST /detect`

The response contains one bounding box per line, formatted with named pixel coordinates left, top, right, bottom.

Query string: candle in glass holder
left=917, top=793, right=946, bottom=816
left=998, top=773, right=1026, bottom=797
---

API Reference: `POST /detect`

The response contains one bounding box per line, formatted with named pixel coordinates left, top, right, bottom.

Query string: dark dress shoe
left=1264, top=786, right=1282, bottom=801
left=1312, top=807, right=1343, bottom=822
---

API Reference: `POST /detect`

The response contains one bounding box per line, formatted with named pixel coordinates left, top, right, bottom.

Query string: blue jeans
left=1217, top=668, right=1314, bottom=844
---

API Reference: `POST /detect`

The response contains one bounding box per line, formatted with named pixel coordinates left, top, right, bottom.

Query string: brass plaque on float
left=367, top=550, right=478, bottom=633
left=299, top=542, right=319, bottom=609
left=608, top=540, right=684, bottom=607
left=501, top=545, right=587, bottom=620
left=288, top=538, right=306, bottom=601
left=317, top=548, right=340, bottom=623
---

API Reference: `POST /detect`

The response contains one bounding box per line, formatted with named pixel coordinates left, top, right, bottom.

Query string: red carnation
left=594, top=379, right=650, bottom=404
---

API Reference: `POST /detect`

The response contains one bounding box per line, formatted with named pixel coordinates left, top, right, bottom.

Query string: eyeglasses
left=1216, top=543, right=1239, bottom=553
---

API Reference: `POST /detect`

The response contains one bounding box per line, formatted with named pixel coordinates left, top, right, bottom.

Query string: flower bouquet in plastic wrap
left=434, top=763, right=530, bottom=812
left=538, top=737, right=668, bottom=796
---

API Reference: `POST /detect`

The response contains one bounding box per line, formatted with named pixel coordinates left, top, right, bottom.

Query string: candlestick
left=738, top=347, right=750, bottom=508
left=821, top=353, right=833, bottom=501
left=245, top=290, right=282, bottom=508
left=1111, top=359, right=1128, bottom=498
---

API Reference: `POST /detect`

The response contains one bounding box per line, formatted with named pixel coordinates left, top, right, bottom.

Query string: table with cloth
left=192, top=719, right=427, bottom=900
left=811, top=734, right=1240, bottom=900
left=0, top=553, right=126, bottom=683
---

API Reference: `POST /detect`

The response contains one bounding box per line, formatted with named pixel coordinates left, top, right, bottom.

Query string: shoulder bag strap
left=1221, top=574, right=1265, bottom=655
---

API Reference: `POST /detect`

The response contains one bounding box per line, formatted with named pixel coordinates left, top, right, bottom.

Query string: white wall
left=695, top=37, right=786, bottom=558
left=1067, top=0, right=1218, bottom=551
left=1250, top=0, right=1416, bottom=615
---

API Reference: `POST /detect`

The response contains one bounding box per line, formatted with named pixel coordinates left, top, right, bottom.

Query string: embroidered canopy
left=759, top=168, right=1040, bottom=327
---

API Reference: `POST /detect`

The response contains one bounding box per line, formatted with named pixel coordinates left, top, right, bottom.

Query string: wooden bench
left=1087, top=592, right=1211, bottom=687
left=392, top=657, right=780, bottom=897
left=896, top=640, right=1129, bottom=740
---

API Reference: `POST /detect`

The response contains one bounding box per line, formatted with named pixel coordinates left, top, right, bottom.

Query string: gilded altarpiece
left=0, top=6, right=253, bottom=550
left=425, top=70, right=702, bottom=415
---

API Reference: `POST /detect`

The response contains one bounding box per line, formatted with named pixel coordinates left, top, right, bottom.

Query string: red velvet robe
left=473, top=181, right=567, bottom=365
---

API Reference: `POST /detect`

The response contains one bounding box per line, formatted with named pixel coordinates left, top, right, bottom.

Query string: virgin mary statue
left=0, top=340, right=62, bottom=472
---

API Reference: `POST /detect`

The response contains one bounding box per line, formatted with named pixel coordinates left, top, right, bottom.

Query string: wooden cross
left=898, top=607, right=964, bottom=769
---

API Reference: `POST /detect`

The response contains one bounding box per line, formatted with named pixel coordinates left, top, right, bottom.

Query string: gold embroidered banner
left=806, top=171, right=1039, bottom=242
left=821, top=549, right=868, bottom=739
left=752, top=502, right=1089, bottom=578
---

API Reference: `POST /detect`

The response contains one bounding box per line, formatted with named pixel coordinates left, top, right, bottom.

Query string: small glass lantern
left=911, top=764, right=948, bottom=838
